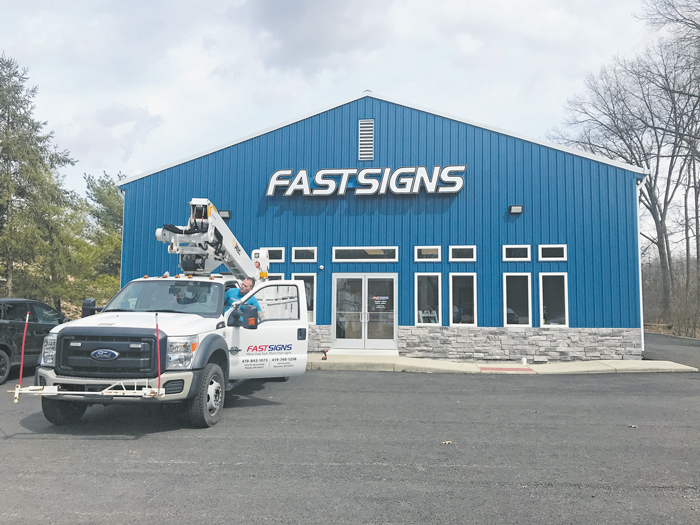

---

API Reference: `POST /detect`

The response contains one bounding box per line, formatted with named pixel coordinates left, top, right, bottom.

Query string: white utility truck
left=22, top=199, right=308, bottom=427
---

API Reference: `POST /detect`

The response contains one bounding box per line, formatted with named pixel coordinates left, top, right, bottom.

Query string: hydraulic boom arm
left=155, top=198, right=269, bottom=279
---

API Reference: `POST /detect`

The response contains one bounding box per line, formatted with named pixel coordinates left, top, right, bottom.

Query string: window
left=267, top=273, right=284, bottom=281
left=31, top=302, right=62, bottom=326
left=2, top=302, right=33, bottom=322
left=292, top=247, right=317, bottom=263
left=538, top=245, right=567, bottom=262
left=503, top=273, right=531, bottom=326
left=449, top=245, right=476, bottom=262
left=103, top=281, right=223, bottom=318
left=248, top=284, right=299, bottom=322
left=358, top=119, right=374, bottom=161
left=503, top=245, right=530, bottom=262
left=261, top=247, right=285, bottom=263
left=450, top=273, right=476, bottom=326
left=540, top=273, right=568, bottom=326
left=333, top=246, right=398, bottom=262
left=415, top=273, right=441, bottom=325
left=292, top=273, right=316, bottom=324
left=414, top=246, right=441, bottom=262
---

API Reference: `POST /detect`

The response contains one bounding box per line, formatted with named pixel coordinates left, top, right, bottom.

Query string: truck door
left=1, top=302, right=43, bottom=365
left=227, top=282, right=308, bottom=380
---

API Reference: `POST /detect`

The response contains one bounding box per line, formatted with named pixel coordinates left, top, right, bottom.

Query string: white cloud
left=0, top=0, right=659, bottom=192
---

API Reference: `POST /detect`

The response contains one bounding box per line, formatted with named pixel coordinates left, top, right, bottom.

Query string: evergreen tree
left=80, top=172, right=124, bottom=303
left=0, top=54, right=74, bottom=297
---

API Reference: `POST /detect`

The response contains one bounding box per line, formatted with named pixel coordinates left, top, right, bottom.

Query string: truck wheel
left=187, top=363, right=224, bottom=428
left=41, top=397, right=87, bottom=425
left=0, top=349, right=10, bottom=385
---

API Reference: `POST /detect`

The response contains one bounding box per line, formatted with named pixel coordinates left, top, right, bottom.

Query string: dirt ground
left=644, top=323, right=700, bottom=338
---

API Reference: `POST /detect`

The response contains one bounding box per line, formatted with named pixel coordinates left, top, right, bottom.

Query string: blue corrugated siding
left=121, top=96, right=642, bottom=328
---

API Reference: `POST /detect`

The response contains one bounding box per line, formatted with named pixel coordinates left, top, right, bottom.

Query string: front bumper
left=32, top=367, right=200, bottom=404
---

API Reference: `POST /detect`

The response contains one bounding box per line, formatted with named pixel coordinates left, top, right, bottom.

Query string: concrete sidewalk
left=306, top=353, right=698, bottom=374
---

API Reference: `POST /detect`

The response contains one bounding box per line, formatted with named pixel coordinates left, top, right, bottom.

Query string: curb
left=306, top=354, right=698, bottom=375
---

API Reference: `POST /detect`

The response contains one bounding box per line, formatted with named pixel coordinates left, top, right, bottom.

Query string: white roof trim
left=119, top=92, right=646, bottom=187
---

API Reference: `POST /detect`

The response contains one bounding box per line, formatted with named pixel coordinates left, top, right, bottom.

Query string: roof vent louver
left=358, top=119, right=374, bottom=161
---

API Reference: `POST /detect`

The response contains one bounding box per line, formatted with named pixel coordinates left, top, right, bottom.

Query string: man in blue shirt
left=224, top=277, right=263, bottom=321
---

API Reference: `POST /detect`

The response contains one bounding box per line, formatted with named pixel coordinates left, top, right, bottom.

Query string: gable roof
left=119, top=92, right=646, bottom=187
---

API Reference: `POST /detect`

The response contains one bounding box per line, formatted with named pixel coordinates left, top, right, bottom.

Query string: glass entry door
left=332, top=273, right=397, bottom=350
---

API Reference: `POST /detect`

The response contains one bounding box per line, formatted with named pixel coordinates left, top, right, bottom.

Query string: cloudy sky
left=3, top=0, right=661, bottom=194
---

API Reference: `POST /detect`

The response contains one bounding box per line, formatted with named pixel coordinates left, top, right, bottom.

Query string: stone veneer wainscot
left=307, top=325, right=642, bottom=362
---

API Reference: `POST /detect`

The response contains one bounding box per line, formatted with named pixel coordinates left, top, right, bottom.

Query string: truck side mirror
left=82, top=298, right=97, bottom=317
left=227, top=304, right=258, bottom=329
left=241, top=304, right=258, bottom=330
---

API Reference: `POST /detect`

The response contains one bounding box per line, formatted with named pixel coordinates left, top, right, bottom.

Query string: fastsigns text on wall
left=266, top=165, right=466, bottom=197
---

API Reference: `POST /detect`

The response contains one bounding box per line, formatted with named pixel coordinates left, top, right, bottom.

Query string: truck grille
left=55, top=327, right=166, bottom=379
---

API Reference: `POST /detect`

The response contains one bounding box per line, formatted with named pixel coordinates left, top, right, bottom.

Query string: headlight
left=166, top=335, right=199, bottom=370
left=40, top=333, right=57, bottom=366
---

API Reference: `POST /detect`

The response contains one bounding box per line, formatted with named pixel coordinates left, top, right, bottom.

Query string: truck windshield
left=103, top=280, right=223, bottom=317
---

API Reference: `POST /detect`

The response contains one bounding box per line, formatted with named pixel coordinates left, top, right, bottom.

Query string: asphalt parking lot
left=1, top=366, right=699, bottom=524
left=644, top=333, right=700, bottom=370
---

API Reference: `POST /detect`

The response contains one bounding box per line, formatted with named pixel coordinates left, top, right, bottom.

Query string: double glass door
left=332, top=273, right=397, bottom=350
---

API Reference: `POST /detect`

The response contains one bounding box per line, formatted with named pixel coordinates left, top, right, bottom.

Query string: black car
left=0, top=299, right=70, bottom=385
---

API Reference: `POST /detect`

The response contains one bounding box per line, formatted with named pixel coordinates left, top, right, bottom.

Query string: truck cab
left=34, top=274, right=308, bottom=427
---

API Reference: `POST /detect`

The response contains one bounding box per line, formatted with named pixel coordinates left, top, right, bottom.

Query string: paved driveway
left=645, top=332, right=700, bottom=369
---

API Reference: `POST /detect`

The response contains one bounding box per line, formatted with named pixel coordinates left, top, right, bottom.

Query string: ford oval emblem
left=91, top=349, right=119, bottom=361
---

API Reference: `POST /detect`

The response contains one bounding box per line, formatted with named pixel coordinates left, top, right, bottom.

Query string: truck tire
left=187, top=363, right=224, bottom=428
left=0, top=349, right=9, bottom=385
left=41, top=397, right=87, bottom=425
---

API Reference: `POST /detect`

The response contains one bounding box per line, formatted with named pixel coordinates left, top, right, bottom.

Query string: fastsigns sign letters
left=266, top=165, right=466, bottom=197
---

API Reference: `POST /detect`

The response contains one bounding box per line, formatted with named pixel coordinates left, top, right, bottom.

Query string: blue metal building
left=119, top=93, right=645, bottom=361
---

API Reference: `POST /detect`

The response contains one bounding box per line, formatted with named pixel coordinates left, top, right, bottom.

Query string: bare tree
left=638, top=1, right=700, bottom=329
left=641, top=0, right=700, bottom=44
left=552, top=40, right=700, bottom=320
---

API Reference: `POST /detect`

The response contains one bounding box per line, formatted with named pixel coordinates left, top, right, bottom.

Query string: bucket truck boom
left=155, top=198, right=269, bottom=281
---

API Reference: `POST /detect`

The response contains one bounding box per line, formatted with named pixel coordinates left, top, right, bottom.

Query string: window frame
left=538, top=244, right=568, bottom=262
left=414, top=272, right=442, bottom=326
left=246, top=282, right=301, bottom=323
left=332, top=246, right=399, bottom=263
left=414, top=246, right=442, bottom=262
left=449, top=272, right=477, bottom=327
left=502, top=245, right=531, bottom=262
left=261, top=247, right=285, bottom=263
left=448, top=245, right=477, bottom=262
left=292, top=247, right=317, bottom=263
left=503, top=272, right=532, bottom=327
left=539, top=272, right=569, bottom=327
left=291, top=272, right=317, bottom=325
left=266, top=273, right=285, bottom=281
